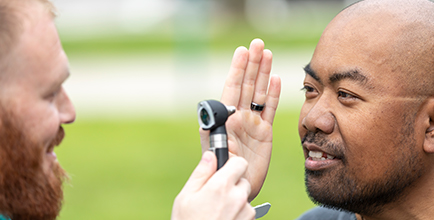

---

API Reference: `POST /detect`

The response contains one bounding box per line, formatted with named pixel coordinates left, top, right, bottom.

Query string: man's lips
left=45, top=126, right=65, bottom=158
left=303, top=143, right=341, bottom=171
left=46, top=142, right=56, bottom=156
left=46, top=151, right=57, bottom=160
left=46, top=145, right=57, bottom=160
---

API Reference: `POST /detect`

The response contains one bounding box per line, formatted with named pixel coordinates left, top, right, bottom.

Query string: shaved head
left=345, top=0, right=434, bottom=95
left=319, top=0, right=434, bottom=98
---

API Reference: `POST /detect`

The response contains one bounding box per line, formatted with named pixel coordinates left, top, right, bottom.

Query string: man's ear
left=425, top=120, right=434, bottom=153
left=424, top=98, right=434, bottom=153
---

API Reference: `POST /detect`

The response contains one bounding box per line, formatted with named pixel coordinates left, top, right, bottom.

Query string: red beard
left=0, top=115, right=66, bottom=220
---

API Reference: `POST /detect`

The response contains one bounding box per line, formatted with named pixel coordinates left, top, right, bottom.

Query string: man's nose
left=58, top=88, right=76, bottom=124
left=301, top=97, right=335, bottom=134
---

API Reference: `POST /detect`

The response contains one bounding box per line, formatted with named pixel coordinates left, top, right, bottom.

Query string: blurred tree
left=213, top=0, right=347, bottom=22
left=218, top=0, right=247, bottom=21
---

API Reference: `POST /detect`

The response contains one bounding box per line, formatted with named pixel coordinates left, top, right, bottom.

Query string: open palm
left=200, top=39, right=281, bottom=201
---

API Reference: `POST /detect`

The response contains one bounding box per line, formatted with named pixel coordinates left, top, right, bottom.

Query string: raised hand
left=172, top=152, right=255, bottom=220
left=200, top=39, right=281, bottom=201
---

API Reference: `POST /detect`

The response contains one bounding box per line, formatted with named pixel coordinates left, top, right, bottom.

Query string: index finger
left=221, top=46, right=249, bottom=106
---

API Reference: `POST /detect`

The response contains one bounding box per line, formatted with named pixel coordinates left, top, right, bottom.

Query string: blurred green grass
left=61, top=31, right=321, bottom=55
left=56, top=109, right=315, bottom=220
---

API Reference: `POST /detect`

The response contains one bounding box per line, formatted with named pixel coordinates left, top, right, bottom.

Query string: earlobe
left=422, top=98, right=434, bottom=153
left=424, top=120, right=434, bottom=153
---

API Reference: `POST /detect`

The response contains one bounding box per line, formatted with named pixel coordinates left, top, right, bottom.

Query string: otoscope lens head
left=197, top=100, right=236, bottom=130
left=198, top=101, right=216, bottom=130
left=200, top=108, right=210, bottom=125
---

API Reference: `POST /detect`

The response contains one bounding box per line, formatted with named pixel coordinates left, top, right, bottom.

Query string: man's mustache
left=53, top=126, right=65, bottom=147
left=301, top=131, right=345, bottom=159
left=302, top=131, right=329, bottom=146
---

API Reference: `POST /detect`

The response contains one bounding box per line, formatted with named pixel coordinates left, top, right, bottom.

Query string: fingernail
left=202, top=151, right=213, bottom=164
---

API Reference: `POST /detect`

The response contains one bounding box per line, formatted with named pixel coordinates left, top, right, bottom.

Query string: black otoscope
left=197, top=100, right=236, bottom=170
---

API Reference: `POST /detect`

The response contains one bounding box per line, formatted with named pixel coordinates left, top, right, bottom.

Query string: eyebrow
left=329, top=69, right=367, bottom=85
left=303, top=63, right=321, bottom=84
left=49, top=68, right=70, bottom=92
left=65, top=68, right=71, bottom=80
left=59, top=68, right=70, bottom=83
left=303, top=63, right=369, bottom=86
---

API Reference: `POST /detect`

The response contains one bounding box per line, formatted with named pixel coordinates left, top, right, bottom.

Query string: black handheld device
left=197, top=100, right=236, bottom=170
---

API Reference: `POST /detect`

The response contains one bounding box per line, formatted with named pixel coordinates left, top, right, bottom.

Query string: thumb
left=181, top=151, right=217, bottom=193
left=199, top=128, right=210, bottom=153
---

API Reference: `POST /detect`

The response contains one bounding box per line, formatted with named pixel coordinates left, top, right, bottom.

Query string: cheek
left=18, top=102, right=60, bottom=145
left=340, top=107, right=411, bottom=178
left=341, top=103, right=401, bottom=147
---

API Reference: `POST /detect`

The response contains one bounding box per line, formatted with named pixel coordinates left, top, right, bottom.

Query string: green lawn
left=56, top=109, right=315, bottom=220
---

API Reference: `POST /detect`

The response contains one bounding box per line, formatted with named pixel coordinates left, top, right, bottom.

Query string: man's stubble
left=304, top=112, right=425, bottom=216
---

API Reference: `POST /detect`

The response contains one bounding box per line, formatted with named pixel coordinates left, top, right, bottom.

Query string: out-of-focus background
left=53, top=0, right=359, bottom=219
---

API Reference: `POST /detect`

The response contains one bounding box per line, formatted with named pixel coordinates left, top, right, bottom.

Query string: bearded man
left=205, top=0, right=434, bottom=219
left=0, top=0, right=75, bottom=219
left=0, top=1, right=263, bottom=219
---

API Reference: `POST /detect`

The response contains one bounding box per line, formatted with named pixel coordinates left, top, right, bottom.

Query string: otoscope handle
left=215, top=148, right=229, bottom=170
left=210, top=125, right=229, bottom=170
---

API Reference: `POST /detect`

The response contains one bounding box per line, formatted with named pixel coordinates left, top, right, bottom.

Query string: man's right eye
left=301, top=85, right=315, bottom=93
left=301, top=85, right=318, bottom=99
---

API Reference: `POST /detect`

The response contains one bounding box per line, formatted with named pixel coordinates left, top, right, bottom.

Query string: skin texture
left=299, top=0, right=434, bottom=219
left=0, top=1, right=75, bottom=218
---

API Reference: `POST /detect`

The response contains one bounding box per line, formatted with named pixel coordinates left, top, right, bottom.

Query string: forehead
left=1, top=2, right=68, bottom=89
left=308, top=10, right=412, bottom=95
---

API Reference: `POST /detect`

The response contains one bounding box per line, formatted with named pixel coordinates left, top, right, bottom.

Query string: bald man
left=297, top=0, right=434, bottom=219
left=202, top=0, right=434, bottom=219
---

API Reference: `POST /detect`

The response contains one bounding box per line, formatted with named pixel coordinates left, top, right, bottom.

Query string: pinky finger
left=236, top=177, right=252, bottom=197
left=262, top=75, right=281, bottom=125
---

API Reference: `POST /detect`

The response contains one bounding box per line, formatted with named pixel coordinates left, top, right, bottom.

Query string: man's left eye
left=338, top=91, right=356, bottom=99
left=46, top=89, right=60, bottom=101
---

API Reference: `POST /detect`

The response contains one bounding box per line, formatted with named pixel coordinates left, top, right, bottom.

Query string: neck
left=359, top=168, right=434, bottom=220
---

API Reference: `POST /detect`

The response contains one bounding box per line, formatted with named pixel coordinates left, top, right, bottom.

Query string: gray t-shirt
left=296, top=207, right=357, bottom=220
